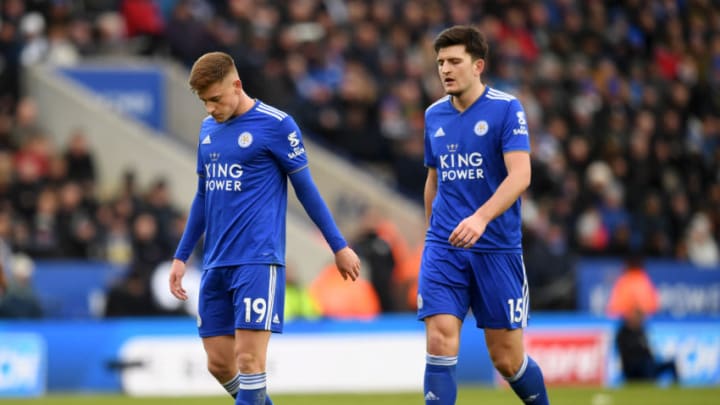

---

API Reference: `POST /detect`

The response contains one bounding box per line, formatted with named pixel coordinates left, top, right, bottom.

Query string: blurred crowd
left=0, top=0, right=719, bottom=317
left=0, top=95, right=186, bottom=316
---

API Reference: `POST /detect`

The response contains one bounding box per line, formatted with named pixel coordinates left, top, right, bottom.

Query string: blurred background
left=0, top=0, right=718, bottom=400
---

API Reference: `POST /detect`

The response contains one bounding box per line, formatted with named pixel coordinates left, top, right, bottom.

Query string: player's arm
left=471, top=98, right=532, bottom=225
left=449, top=151, right=530, bottom=248
left=289, top=167, right=360, bottom=281
left=169, top=174, right=207, bottom=300
left=474, top=151, right=530, bottom=222
left=424, top=167, right=438, bottom=229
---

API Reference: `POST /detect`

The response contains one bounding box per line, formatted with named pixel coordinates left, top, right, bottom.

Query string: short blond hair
left=188, top=52, right=237, bottom=93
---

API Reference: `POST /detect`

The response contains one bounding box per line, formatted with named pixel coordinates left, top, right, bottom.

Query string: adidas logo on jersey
left=202, top=135, right=212, bottom=144
left=433, top=127, right=446, bottom=137
left=424, top=391, right=439, bottom=401
left=272, top=314, right=280, bottom=324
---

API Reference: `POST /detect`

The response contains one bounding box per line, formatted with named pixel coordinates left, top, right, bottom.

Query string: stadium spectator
left=283, top=263, right=321, bottom=322
left=0, top=253, right=43, bottom=318
left=351, top=206, right=414, bottom=312
left=63, top=128, right=96, bottom=187
left=352, top=214, right=397, bottom=312
left=56, top=181, right=97, bottom=258
left=395, top=243, right=423, bottom=311
left=164, top=0, right=218, bottom=67
left=309, top=262, right=380, bottom=319
left=120, top=0, right=165, bottom=55
left=27, top=186, right=61, bottom=258
left=606, top=253, right=659, bottom=320
left=523, top=218, right=576, bottom=311
left=684, top=212, right=719, bottom=268
left=143, top=178, right=180, bottom=252
left=104, top=266, right=160, bottom=317
left=130, top=211, right=167, bottom=271
left=615, top=307, right=679, bottom=384
left=100, top=207, right=133, bottom=266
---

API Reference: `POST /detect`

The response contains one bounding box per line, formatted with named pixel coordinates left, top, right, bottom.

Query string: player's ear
left=474, top=58, right=485, bottom=76
left=233, top=79, right=243, bottom=92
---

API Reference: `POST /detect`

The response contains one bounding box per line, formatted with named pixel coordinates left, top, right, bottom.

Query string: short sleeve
left=501, top=99, right=531, bottom=154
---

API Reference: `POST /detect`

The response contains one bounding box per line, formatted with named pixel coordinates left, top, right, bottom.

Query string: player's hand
left=449, top=214, right=488, bottom=248
left=169, top=258, right=188, bottom=300
left=334, top=247, right=361, bottom=281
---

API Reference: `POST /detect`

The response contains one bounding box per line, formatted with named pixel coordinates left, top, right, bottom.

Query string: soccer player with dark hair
left=418, top=26, right=550, bottom=404
left=169, top=51, right=361, bottom=405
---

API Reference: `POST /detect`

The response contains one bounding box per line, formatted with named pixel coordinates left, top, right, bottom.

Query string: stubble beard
left=445, top=86, right=464, bottom=98
left=443, top=80, right=464, bottom=98
left=446, top=89, right=461, bottom=97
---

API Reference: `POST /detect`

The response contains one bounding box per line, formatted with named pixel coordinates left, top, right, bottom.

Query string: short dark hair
left=433, top=25, right=489, bottom=61
left=188, top=52, right=237, bottom=93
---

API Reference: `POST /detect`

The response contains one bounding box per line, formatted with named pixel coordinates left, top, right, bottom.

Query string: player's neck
left=233, top=93, right=256, bottom=117
left=451, top=82, right=485, bottom=112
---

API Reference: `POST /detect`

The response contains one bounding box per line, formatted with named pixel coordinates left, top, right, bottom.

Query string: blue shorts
left=197, top=264, right=286, bottom=337
left=417, top=245, right=528, bottom=329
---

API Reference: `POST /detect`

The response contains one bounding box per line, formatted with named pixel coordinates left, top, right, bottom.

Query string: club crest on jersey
left=209, top=152, right=220, bottom=161
left=288, top=131, right=300, bottom=147
left=474, top=120, right=489, bottom=136
left=238, top=132, right=253, bottom=148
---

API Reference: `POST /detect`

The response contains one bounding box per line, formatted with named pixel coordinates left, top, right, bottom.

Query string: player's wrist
left=332, top=243, right=348, bottom=254
left=473, top=209, right=491, bottom=223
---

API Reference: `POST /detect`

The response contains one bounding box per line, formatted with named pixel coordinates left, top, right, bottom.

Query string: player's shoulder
left=252, top=101, right=300, bottom=142
left=425, top=95, right=451, bottom=115
left=199, top=115, right=216, bottom=135
left=254, top=101, right=290, bottom=122
left=485, top=87, right=517, bottom=103
left=201, top=115, right=215, bottom=127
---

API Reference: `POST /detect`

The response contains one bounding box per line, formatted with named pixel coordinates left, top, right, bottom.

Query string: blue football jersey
left=424, top=87, right=530, bottom=252
left=196, top=100, right=308, bottom=268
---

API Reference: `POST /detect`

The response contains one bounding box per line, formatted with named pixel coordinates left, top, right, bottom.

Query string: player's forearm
left=290, top=168, right=347, bottom=252
left=474, top=168, right=530, bottom=223
left=174, top=177, right=207, bottom=262
left=424, top=169, right=438, bottom=228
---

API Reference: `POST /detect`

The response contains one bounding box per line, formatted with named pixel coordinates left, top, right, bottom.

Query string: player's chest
left=429, top=114, right=499, bottom=155
left=199, top=127, right=266, bottom=165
